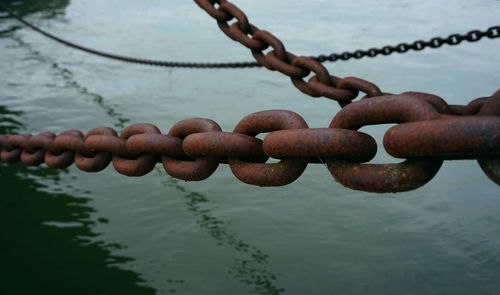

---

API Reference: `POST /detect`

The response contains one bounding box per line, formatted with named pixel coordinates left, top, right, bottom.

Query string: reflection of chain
left=1, top=2, right=498, bottom=71
left=1, top=92, right=499, bottom=192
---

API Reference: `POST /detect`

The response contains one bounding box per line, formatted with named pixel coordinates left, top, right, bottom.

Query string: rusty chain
left=1, top=1, right=498, bottom=192
left=1, top=2, right=497, bottom=69
left=194, top=0, right=386, bottom=105
left=1, top=91, right=499, bottom=193
left=191, top=0, right=500, bottom=108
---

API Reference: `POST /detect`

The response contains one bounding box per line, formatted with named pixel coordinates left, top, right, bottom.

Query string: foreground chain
left=1, top=92, right=499, bottom=193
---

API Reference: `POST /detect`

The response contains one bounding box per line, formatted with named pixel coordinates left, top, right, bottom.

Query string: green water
left=0, top=0, right=499, bottom=294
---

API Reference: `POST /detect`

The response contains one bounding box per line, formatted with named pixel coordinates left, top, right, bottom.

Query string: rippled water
left=1, top=0, right=499, bottom=294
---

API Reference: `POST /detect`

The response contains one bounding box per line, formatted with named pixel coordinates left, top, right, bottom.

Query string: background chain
left=0, top=2, right=497, bottom=69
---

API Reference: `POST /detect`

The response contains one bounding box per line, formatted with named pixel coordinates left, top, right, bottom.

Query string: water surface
left=0, top=0, right=499, bottom=294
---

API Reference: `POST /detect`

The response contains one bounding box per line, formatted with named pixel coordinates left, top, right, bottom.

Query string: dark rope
left=1, top=2, right=498, bottom=69
left=0, top=2, right=259, bottom=68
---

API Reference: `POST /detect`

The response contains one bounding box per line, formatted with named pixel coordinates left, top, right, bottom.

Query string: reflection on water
left=53, top=63, right=131, bottom=129
left=0, top=24, right=20, bottom=35
left=0, top=105, right=24, bottom=131
left=1, top=2, right=283, bottom=293
left=0, top=106, right=156, bottom=295
left=162, top=175, right=284, bottom=295
left=2, top=0, right=500, bottom=293
left=1, top=0, right=69, bottom=17
left=0, top=1, right=155, bottom=294
left=37, top=26, right=285, bottom=293
left=7, top=34, right=130, bottom=129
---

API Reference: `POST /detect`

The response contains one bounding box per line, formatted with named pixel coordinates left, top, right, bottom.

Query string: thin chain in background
left=0, top=2, right=498, bottom=69
left=193, top=0, right=500, bottom=105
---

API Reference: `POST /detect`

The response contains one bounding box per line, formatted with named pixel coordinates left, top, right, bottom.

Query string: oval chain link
left=1, top=92, right=499, bottom=192
left=194, top=0, right=379, bottom=106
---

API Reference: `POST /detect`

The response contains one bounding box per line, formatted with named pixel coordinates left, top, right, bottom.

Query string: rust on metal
left=384, top=117, right=500, bottom=159
left=0, top=0, right=499, bottom=192
left=183, top=132, right=268, bottom=163
left=477, top=90, right=500, bottom=184
left=111, top=124, right=161, bottom=177
left=194, top=0, right=367, bottom=105
left=327, top=92, right=445, bottom=192
left=330, top=92, right=441, bottom=130
left=163, top=118, right=222, bottom=181
left=45, top=131, right=81, bottom=169
left=263, top=128, right=377, bottom=163
left=0, top=93, right=499, bottom=192
left=75, top=127, right=116, bottom=172
left=328, top=159, right=443, bottom=193
left=228, top=110, right=309, bottom=186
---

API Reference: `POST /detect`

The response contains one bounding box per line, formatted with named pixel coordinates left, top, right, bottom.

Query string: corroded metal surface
left=327, top=93, right=444, bottom=192
left=0, top=1, right=498, bottom=193
left=228, top=110, right=309, bottom=186
left=1, top=92, right=499, bottom=192
left=194, top=0, right=379, bottom=106
left=384, top=117, right=500, bottom=159
left=477, top=90, right=500, bottom=184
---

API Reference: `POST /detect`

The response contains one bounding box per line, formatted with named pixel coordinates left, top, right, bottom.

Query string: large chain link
left=1, top=91, right=499, bottom=193
left=1, top=1, right=498, bottom=192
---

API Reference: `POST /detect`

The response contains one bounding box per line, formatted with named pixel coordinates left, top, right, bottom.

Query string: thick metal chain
left=193, top=0, right=384, bottom=105
left=1, top=92, right=499, bottom=193
left=1, top=2, right=497, bottom=70
left=1, top=1, right=499, bottom=192
left=192, top=0, right=500, bottom=106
